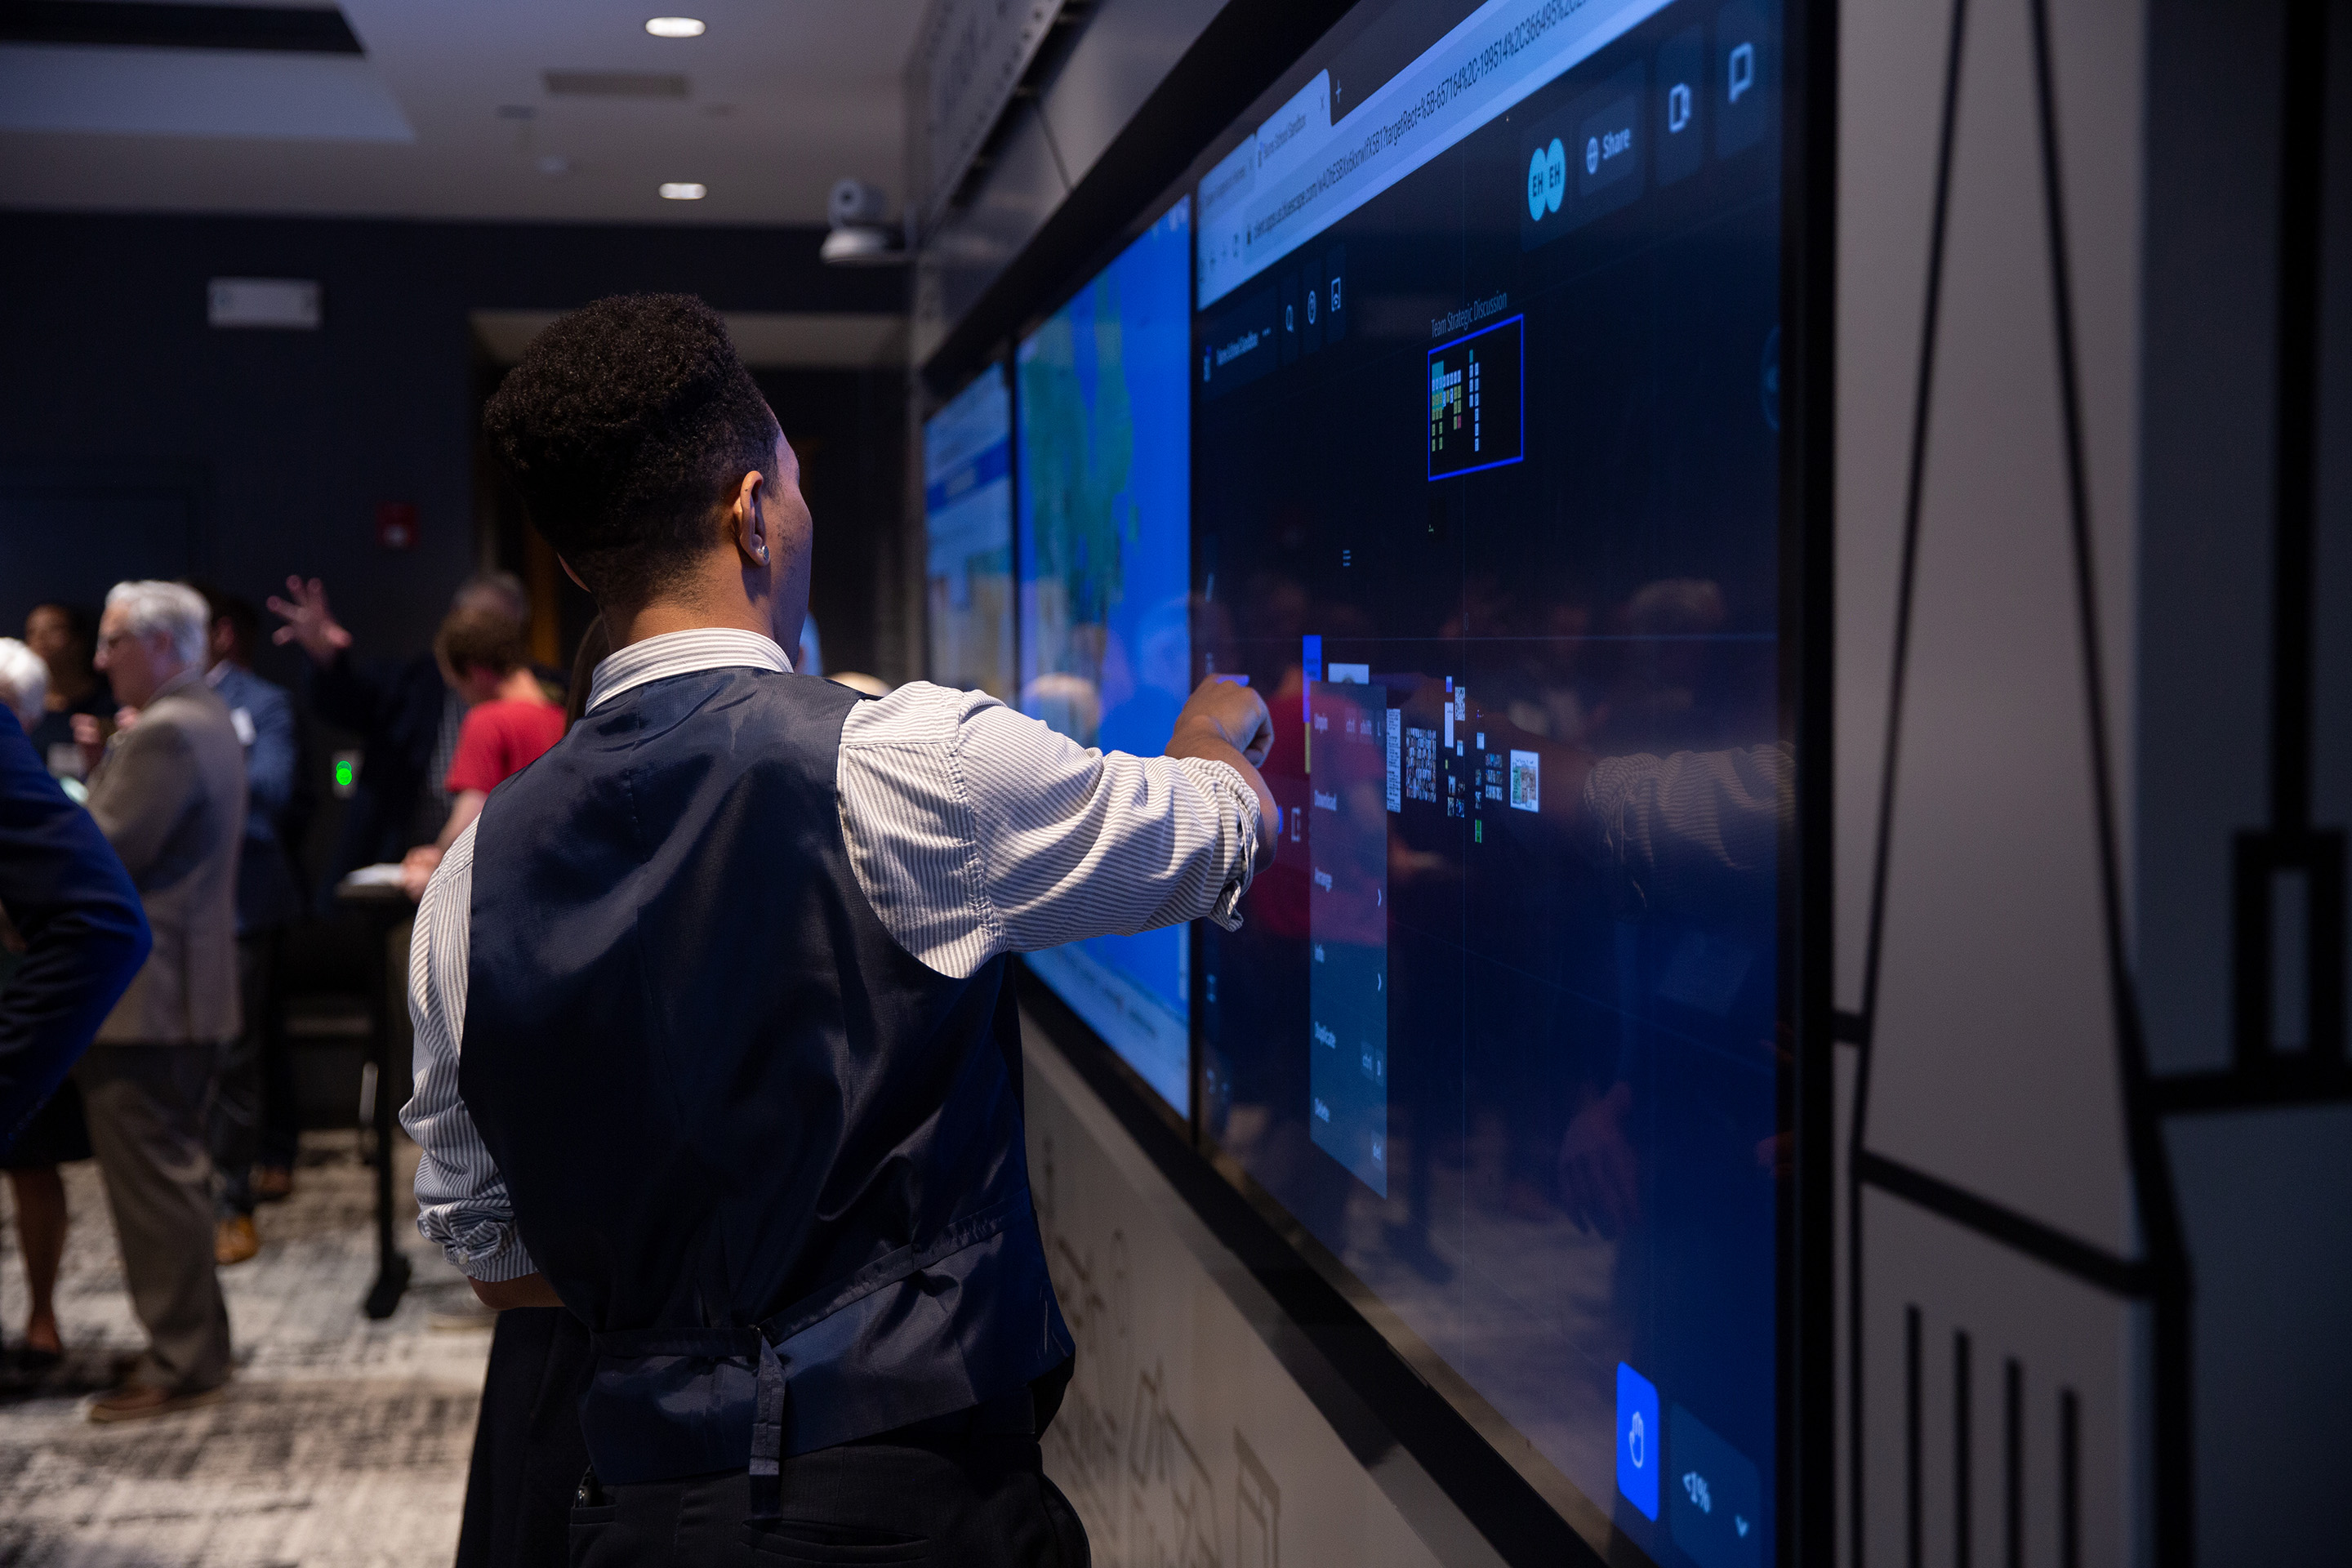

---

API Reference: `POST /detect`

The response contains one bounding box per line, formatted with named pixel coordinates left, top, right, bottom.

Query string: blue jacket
left=0, top=706, right=151, bottom=1152
left=208, top=662, right=303, bottom=933
left=458, top=668, right=1071, bottom=1491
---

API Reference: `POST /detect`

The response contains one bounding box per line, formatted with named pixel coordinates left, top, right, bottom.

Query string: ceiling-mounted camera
left=820, top=179, right=906, bottom=266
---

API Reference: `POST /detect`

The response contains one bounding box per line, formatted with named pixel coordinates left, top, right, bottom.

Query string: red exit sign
left=376, top=502, right=418, bottom=550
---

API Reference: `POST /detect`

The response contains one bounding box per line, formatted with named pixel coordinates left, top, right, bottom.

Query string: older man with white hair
left=0, top=638, right=48, bottom=729
left=70, top=580, right=247, bottom=1421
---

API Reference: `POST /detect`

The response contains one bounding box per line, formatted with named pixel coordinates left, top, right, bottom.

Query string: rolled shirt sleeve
left=402, top=822, right=537, bottom=1281
left=837, top=683, right=1261, bottom=980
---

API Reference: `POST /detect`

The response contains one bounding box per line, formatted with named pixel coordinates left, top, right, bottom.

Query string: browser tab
left=1255, top=70, right=1331, bottom=182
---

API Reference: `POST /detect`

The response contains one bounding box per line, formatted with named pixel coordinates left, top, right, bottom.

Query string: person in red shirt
left=399, top=608, right=563, bottom=900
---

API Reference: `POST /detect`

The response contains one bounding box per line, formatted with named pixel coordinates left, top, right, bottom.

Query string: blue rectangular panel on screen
left=1193, top=0, right=1785, bottom=1560
left=924, top=369, right=1015, bottom=700
left=1015, top=198, right=1193, bottom=1114
left=1617, top=1363, right=1661, bottom=1521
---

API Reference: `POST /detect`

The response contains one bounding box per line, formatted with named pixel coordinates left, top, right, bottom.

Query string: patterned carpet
left=0, top=1132, right=490, bottom=1568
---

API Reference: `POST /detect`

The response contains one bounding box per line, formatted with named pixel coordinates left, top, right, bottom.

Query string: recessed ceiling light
left=645, top=16, right=705, bottom=37
left=659, top=182, right=706, bottom=200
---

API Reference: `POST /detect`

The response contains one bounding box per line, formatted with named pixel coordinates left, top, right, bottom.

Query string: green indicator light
left=334, top=758, right=355, bottom=789
left=1474, top=819, right=1482, bottom=844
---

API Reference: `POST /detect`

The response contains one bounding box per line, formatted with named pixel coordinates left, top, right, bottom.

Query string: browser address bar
left=1198, top=0, right=1676, bottom=307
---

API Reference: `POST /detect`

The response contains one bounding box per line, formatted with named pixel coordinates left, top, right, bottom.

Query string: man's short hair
left=106, top=581, right=210, bottom=668
left=188, top=581, right=260, bottom=659
left=435, top=608, right=528, bottom=681
left=454, top=570, right=530, bottom=627
left=481, top=294, right=777, bottom=603
left=0, top=637, right=47, bottom=728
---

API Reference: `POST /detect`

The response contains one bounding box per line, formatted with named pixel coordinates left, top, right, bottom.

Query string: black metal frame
left=1780, top=0, right=1840, bottom=1558
left=339, top=884, right=413, bottom=1321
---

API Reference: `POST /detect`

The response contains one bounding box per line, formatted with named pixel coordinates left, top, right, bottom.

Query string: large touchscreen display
left=1193, top=1, right=1786, bottom=1559
left=924, top=368, right=1015, bottom=699
left=1016, top=198, right=1196, bottom=1113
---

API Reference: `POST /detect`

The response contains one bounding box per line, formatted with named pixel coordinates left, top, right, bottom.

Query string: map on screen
left=1016, top=197, right=1195, bottom=1114
left=924, top=369, right=1015, bottom=699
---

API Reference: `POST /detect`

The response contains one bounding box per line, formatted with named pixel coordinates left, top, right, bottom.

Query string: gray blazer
left=88, top=670, right=247, bottom=1044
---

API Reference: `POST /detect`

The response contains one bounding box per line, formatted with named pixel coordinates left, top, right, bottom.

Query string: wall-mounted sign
left=907, top=0, right=1066, bottom=238
left=208, top=278, right=321, bottom=329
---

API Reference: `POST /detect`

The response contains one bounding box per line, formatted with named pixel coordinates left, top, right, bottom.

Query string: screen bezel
left=917, top=358, right=1018, bottom=707
left=920, top=0, right=1835, bottom=1559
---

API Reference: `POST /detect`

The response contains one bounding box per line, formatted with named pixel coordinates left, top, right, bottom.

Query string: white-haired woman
left=0, top=636, right=93, bottom=1372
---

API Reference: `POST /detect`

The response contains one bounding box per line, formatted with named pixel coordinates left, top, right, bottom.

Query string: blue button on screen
left=1617, top=1361, right=1661, bottom=1521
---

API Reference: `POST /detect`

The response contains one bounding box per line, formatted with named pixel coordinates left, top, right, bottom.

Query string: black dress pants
left=569, top=1432, right=1090, bottom=1568
left=208, top=930, right=279, bottom=1216
left=457, top=1306, right=595, bottom=1568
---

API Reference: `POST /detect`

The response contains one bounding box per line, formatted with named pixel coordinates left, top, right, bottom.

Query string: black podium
left=336, top=874, right=413, bottom=1320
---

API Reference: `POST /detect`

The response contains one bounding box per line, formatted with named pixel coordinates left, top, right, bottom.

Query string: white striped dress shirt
left=402, top=628, right=1258, bottom=1281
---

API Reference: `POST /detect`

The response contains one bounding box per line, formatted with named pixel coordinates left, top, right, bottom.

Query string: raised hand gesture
left=266, top=577, right=354, bottom=667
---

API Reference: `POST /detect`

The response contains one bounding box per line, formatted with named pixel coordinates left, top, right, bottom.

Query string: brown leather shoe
left=215, top=1214, right=260, bottom=1266
left=87, top=1381, right=228, bottom=1423
left=251, top=1165, right=295, bottom=1203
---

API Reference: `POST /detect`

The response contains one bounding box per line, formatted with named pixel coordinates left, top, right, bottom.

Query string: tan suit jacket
left=88, top=670, right=247, bottom=1044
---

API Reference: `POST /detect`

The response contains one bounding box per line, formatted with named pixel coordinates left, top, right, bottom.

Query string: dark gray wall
left=0, top=210, right=905, bottom=684
left=2140, top=2, right=2352, bottom=1561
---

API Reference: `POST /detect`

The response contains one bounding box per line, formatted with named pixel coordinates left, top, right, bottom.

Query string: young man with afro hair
left=403, top=294, right=1273, bottom=1566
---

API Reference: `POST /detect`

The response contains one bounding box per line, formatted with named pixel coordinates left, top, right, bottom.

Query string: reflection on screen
left=1017, top=198, right=1196, bottom=1114
left=1194, top=1, right=1784, bottom=1561
left=924, top=369, right=1015, bottom=699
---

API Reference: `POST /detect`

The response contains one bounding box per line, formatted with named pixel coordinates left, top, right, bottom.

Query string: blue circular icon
left=1527, top=147, right=1548, bottom=220
left=1544, top=138, right=1566, bottom=214
left=1586, top=136, right=1601, bottom=175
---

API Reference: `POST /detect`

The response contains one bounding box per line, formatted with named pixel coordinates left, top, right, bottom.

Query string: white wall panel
left=1860, top=0, right=2137, bottom=1253
left=1833, top=0, right=1955, bottom=1016
left=1025, top=1034, right=1506, bottom=1568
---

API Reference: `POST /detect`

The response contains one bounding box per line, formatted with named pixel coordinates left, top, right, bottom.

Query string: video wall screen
left=1014, top=198, right=1196, bottom=1114
left=923, top=368, right=1016, bottom=701
left=1189, top=0, right=1788, bottom=1562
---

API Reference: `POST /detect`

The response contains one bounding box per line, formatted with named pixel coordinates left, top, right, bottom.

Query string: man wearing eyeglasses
left=72, top=580, right=248, bottom=1422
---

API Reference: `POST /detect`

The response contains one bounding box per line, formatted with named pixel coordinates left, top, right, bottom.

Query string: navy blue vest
left=459, top=666, right=1072, bottom=1488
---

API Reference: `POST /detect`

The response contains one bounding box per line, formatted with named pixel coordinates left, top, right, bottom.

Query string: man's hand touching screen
left=1165, top=676, right=1276, bottom=869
